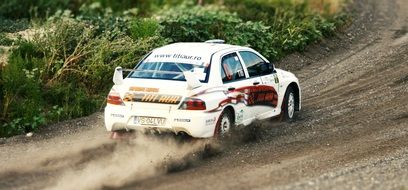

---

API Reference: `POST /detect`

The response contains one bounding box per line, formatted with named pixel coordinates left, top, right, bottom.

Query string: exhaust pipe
left=110, top=130, right=134, bottom=140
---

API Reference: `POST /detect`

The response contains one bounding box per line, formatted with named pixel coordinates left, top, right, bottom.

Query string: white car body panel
left=104, top=42, right=301, bottom=138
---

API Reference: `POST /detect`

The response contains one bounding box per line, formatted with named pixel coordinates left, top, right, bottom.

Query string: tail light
left=107, top=89, right=124, bottom=106
left=179, top=98, right=206, bottom=110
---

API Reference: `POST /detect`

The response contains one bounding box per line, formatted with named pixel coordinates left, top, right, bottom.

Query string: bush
left=0, top=41, right=45, bottom=136
left=158, top=3, right=344, bottom=60
left=224, top=0, right=279, bottom=23
left=0, top=18, right=30, bottom=33
left=158, top=6, right=278, bottom=60
left=0, top=0, right=71, bottom=19
left=0, top=0, right=190, bottom=19
left=158, top=6, right=241, bottom=42
left=0, top=16, right=168, bottom=137
left=223, top=0, right=346, bottom=56
left=129, top=19, right=160, bottom=40
left=159, top=4, right=342, bottom=60
left=0, top=33, right=13, bottom=46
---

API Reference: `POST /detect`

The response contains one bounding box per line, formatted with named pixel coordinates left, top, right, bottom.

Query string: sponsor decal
left=129, top=87, right=159, bottom=93
left=191, top=86, right=227, bottom=97
left=174, top=118, right=191, bottom=122
left=172, top=54, right=202, bottom=61
left=145, top=52, right=208, bottom=66
left=205, top=117, right=216, bottom=126
left=273, top=73, right=279, bottom=84
left=151, top=54, right=202, bottom=61
left=111, top=114, right=125, bottom=118
left=123, top=93, right=181, bottom=104
left=207, top=85, right=278, bottom=112
left=240, top=85, right=278, bottom=107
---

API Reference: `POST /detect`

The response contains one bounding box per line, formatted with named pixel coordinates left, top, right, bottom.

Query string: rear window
left=129, top=62, right=209, bottom=82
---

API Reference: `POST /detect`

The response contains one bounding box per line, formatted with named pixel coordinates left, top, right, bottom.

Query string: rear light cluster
left=179, top=98, right=206, bottom=110
left=107, top=89, right=125, bottom=106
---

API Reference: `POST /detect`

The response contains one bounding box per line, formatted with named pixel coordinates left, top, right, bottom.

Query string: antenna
left=205, top=39, right=225, bottom=44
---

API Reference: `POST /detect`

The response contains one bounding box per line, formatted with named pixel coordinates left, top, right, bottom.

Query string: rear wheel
left=214, top=109, right=234, bottom=138
left=281, top=87, right=296, bottom=122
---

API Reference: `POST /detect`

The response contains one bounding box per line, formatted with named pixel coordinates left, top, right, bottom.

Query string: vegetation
left=0, top=0, right=348, bottom=137
left=0, top=33, right=14, bottom=46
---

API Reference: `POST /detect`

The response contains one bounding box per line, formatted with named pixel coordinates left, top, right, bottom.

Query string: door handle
left=253, top=81, right=260, bottom=85
left=228, top=87, right=236, bottom=91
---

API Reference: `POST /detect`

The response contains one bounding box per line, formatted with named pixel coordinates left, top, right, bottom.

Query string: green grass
left=0, top=33, right=14, bottom=46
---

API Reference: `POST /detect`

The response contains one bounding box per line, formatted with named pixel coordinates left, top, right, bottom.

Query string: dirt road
left=0, top=0, right=407, bottom=189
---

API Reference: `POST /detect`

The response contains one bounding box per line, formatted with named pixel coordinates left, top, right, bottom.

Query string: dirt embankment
left=0, top=0, right=407, bottom=189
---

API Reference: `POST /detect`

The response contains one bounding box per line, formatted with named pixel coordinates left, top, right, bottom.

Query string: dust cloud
left=0, top=124, right=264, bottom=190
left=47, top=134, right=209, bottom=190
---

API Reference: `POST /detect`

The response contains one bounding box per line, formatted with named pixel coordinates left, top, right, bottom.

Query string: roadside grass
left=0, top=33, right=14, bottom=46
left=0, top=0, right=349, bottom=137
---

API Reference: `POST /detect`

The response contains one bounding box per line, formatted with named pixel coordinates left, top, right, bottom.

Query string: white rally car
left=104, top=40, right=301, bottom=138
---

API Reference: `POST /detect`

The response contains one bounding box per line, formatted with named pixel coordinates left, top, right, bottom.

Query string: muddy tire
left=214, top=109, right=234, bottom=138
left=281, top=87, right=296, bottom=122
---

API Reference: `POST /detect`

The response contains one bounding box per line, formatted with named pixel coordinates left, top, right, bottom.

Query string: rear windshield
left=129, top=62, right=209, bottom=82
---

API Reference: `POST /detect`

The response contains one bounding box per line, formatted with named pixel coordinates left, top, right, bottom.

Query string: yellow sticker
left=124, top=93, right=181, bottom=104
left=129, top=87, right=159, bottom=93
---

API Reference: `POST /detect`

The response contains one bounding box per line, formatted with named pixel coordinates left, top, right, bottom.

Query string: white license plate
left=134, top=116, right=166, bottom=126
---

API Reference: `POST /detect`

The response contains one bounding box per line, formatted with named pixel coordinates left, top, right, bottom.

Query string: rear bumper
left=104, top=105, right=220, bottom=138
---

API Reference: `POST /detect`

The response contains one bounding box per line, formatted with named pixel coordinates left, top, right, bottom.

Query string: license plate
left=134, top=116, right=166, bottom=126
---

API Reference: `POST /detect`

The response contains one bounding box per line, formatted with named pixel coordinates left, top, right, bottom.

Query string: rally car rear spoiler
left=112, top=66, right=202, bottom=90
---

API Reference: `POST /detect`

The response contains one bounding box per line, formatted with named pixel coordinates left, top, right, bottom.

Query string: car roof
left=145, top=42, right=249, bottom=65
left=155, top=42, right=243, bottom=54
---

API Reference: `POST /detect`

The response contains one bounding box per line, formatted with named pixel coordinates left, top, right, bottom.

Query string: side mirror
left=259, top=62, right=274, bottom=74
left=270, top=62, right=276, bottom=73
left=113, top=66, right=124, bottom=85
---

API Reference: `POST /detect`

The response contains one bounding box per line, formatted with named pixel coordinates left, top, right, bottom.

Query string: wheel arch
left=213, top=105, right=236, bottom=137
left=287, top=82, right=301, bottom=111
left=223, top=105, right=235, bottom=124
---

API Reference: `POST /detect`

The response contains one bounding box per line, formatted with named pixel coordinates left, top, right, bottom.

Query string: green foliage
left=1, top=41, right=45, bottom=136
left=129, top=19, right=161, bottom=40
left=224, top=0, right=345, bottom=56
left=158, top=6, right=278, bottom=60
left=0, top=18, right=30, bottom=33
left=0, top=0, right=347, bottom=137
left=0, top=0, right=71, bottom=19
left=0, top=33, right=13, bottom=46
left=0, top=16, right=168, bottom=137
left=158, top=4, right=341, bottom=60
left=0, top=0, right=190, bottom=19
left=159, top=6, right=240, bottom=42
left=224, top=0, right=279, bottom=23
left=78, top=0, right=191, bottom=16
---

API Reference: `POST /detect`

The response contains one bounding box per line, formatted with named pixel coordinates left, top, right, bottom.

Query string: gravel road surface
left=0, top=0, right=407, bottom=189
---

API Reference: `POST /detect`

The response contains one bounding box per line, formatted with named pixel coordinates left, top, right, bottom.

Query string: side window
left=239, top=51, right=272, bottom=77
left=221, top=53, right=246, bottom=83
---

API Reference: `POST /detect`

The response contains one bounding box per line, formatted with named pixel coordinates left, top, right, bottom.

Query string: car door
left=238, top=51, right=280, bottom=119
left=220, top=52, right=261, bottom=125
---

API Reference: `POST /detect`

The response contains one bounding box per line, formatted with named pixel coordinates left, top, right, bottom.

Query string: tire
left=214, top=109, right=234, bottom=138
left=281, top=87, right=296, bottom=122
